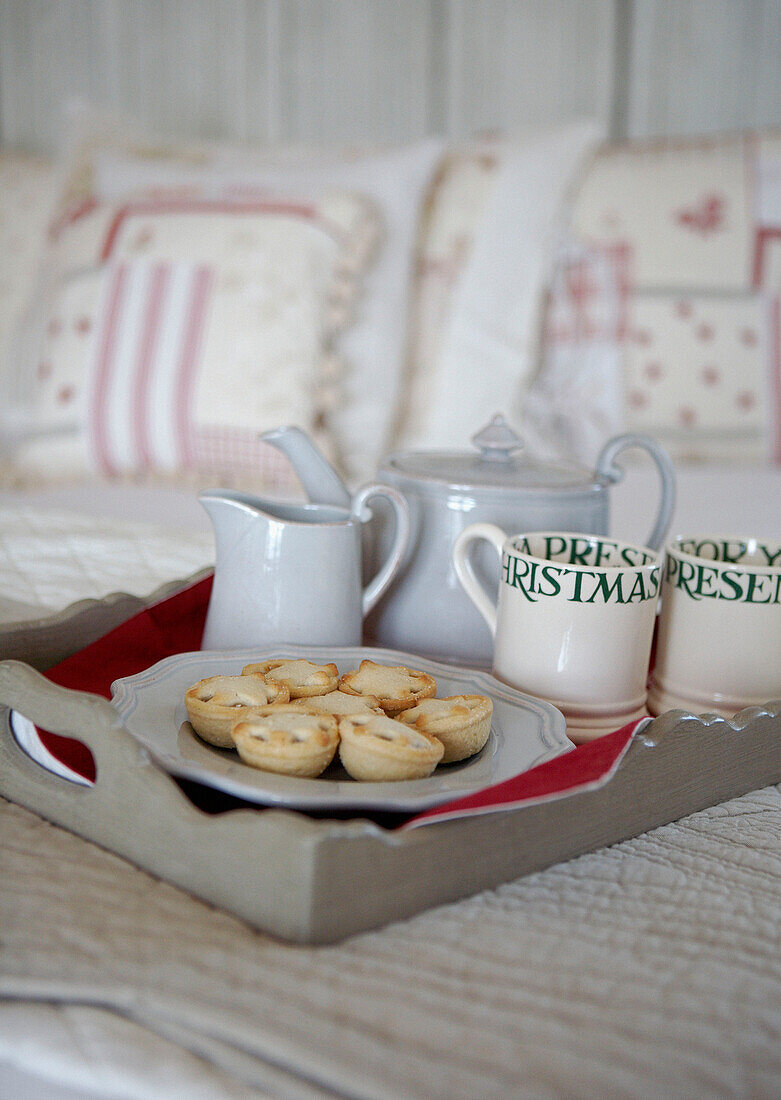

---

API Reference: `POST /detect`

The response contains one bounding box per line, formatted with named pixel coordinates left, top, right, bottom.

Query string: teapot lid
left=382, top=414, right=597, bottom=493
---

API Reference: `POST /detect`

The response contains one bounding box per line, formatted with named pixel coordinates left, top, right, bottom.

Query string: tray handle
left=0, top=659, right=145, bottom=792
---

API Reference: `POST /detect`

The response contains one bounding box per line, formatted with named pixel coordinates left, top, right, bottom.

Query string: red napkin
left=33, top=574, right=642, bottom=827
left=40, top=574, right=214, bottom=783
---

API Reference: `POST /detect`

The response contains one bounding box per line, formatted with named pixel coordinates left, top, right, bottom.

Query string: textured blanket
left=1, top=784, right=779, bottom=1099
left=0, top=506, right=213, bottom=624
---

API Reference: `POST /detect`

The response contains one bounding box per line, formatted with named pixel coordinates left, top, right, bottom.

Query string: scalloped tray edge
left=0, top=567, right=212, bottom=669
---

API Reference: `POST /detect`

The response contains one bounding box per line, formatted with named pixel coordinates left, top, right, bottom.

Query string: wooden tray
left=0, top=568, right=211, bottom=671
left=0, top=659, right=778, bottom=944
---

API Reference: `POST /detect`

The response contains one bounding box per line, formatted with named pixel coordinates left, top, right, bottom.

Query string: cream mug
left=453, top=528, right=661, bottom=742
left=648, top=534, right=781, bottom=718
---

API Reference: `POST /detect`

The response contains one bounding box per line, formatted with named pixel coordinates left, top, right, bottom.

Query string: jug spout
left=199, top=489, right=269, bottom=541
left=260, top=425, right=351, bottom=508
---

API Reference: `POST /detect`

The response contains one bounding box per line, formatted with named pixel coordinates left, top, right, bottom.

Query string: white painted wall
left=0, top=0, right=779, bottom=153
left=627, top=0, right=781, bottom=138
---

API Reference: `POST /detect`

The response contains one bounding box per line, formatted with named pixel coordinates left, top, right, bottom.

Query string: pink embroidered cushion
left=529, top=131, right=781, bottom=466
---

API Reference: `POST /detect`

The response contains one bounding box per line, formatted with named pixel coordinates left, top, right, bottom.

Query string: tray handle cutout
left=0, top=659, right=146, bottom=793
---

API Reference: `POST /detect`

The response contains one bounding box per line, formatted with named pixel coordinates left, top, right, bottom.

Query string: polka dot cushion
left=532, top=131, right=781, bottom=466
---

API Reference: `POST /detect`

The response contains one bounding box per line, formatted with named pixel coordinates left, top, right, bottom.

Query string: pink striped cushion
left=3, top=191, right=378, bottom=491
left=89, top=261, right=212, bottom=476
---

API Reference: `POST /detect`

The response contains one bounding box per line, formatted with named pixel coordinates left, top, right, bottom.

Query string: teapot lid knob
left=470, top=414, right=524, bottom=462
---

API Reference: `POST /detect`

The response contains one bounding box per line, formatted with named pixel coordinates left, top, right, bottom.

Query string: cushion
left=529, top=131, right=781, bottom=466
left=0, top=153, right=57, bottom=387
left=47, top=109, right=444, bottom=484
left=394, top=138, right=501, bottom=449
left=394, top=121, right=602, bottom=453
left=1, top=135, right=381, bottom=491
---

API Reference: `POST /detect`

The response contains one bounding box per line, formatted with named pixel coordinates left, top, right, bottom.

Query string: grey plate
left=110, top=644, right=571, bottom=812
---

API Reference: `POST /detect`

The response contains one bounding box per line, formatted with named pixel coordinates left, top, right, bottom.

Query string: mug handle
left=452, top=523, right=508, bottom=638
left=352, top=483, right=411, bottom=617
left=595, top=433, right=676, bottom=551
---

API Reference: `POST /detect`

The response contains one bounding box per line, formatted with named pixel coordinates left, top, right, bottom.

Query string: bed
left=1, top=126, right=780, bottom=1099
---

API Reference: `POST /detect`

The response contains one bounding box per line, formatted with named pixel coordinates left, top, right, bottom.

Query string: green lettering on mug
left=592, top=540, right=616, bottom=567
left=569, top=569, right=594, bottom=602
left=668, top=562, right=781, bottom=603
left=722, top=539, right=748, bottom=563
left=543, top=535, right=568, bottom=561
left=676, top=560, right=700, bottom=598
left=504, top=554, right=540, bottom=601
left=693, top=538, right=720, bottom=561
left=569, top=536, right=599, bottom=565
left=745, top=573, right=773, bottom=604
left=695, top=564, right=719, bottom=598
left=585, top=570, right=626, bottom=604
left=718, top=569, right=744, bottom=601
left=626, top=570, right=650, bottom=603
left=540, top=563, right=563, bottom=597
left=502, top=552, right=513, bottom=585
left=759, top=543, right=781, bottom=567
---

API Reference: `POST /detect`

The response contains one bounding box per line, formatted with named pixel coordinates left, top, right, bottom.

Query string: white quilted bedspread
left=0, top=506, right=213, bottom=623
left=1, top=784, right=779, bottom=1099
left=0, top=498, right=778, bottom=1097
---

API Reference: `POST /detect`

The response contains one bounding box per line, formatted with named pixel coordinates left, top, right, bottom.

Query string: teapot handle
left=452, top=524, right=508, bottom=637
left=352, top=484, right=411, bottom=617
left=595, top=434, right=676, bottom=552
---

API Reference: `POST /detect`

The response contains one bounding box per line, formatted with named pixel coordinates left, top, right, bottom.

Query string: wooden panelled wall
left=1, top=0, right=780, bottom=153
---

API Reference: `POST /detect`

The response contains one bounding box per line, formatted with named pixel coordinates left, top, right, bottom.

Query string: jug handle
left=452, top=524, right=507, bottom=637
left=595, top=434, right=676, bottom=552
left=352, top=484, right=411, bottom=617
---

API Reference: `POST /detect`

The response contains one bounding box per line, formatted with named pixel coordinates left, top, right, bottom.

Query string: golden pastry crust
left=338, top=660, right=437, bottom=715
left=397, top=694, right=493, bottom=763
left=185, top=675, right=290, bottom=748
left=241, top=658, right=339, bottom=698
left=290, top=690, right=383, bottom=717
left=338, top=713, right=443, bottom=782
left=231, top=704, right=339, bottom=778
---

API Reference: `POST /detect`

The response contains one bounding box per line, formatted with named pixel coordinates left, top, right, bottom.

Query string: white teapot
left=262, top=417, right=675, bottom=666
left=363, top=415, right=674, bottom=665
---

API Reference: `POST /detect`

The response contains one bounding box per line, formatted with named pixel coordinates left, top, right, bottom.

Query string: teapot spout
left=260, top=425, right=351, bottom=508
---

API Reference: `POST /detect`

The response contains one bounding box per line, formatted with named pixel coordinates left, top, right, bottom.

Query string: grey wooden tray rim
left=0, top=659, right=778, bottom=944
left=0, top=567, right=213, bottom=671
